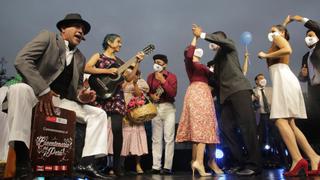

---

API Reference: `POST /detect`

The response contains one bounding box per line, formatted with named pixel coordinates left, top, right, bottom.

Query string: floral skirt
left=176, top=82, right=220, bottom=144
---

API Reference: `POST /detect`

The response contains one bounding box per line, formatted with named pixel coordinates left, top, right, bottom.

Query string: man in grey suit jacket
left=253, top=74, right=272, bottom=138
left=252, top=73, right=288, bottom=167
left=7, top=13, right=109, bottom=179
left=286, top=15, right=320, bottom=122
left=192, top=24, right=261, bottom=176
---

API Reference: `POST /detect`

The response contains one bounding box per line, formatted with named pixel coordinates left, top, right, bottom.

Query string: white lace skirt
left=269, top=63, right=307, bottom=119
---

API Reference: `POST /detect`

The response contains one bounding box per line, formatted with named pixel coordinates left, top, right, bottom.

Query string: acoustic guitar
left=88, top=44, right=155, bottom=99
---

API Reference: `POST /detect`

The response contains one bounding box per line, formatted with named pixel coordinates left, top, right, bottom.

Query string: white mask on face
left=209, top=43, right=219, bottom=51
left=259, top=79, right=267, bottom=87
left=305, top=36, right=319, bottom=47
left=209, top=66, right=214, bottom=72
left=194, top=48, right=204, bottom=58
left=268, top=31, right=280, bottom=42
left=153, top=63, right=163, bottom=72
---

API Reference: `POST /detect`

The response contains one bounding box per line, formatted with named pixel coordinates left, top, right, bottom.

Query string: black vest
left=50, top=59, right=74, bottom=98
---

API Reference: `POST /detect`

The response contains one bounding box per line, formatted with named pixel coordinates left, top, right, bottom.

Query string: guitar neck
left=116, top=44, right=155, bottom=74
left=117, top=56, right=137, bottom=75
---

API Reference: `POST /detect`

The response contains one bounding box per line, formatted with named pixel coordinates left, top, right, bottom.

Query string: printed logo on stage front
left=35, top=136, right=73, bottom=161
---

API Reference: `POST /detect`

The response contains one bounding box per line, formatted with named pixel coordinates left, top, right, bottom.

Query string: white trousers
left=7, top=83, right=108, bottom=157
left=151, top=102, right=176, bottom=170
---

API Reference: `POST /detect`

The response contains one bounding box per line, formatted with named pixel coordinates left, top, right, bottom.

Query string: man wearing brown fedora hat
left=6, top=13, right=109, bottom=179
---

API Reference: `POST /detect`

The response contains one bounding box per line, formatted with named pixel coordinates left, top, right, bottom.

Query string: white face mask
left=209, top=66, right=214, bottom=73
left=259, top=79, right=267, bottom=87
left=209, top=43, right=220, bottom=51
left=153, top=63, right=163, bottom=72
left=305, top=36, right=319, bottom=47
left=194, top=48, right=204, bottom=58
left=268, top=31, right=280, bottom=42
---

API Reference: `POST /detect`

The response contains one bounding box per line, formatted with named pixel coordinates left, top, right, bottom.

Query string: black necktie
left=261, top=88, right=270, bottom=113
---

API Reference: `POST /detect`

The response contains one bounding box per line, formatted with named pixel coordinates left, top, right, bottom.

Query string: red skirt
left=176, top=82, right=219, bottom=144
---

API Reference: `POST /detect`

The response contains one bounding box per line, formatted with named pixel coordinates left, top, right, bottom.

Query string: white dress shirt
left=39, top=40, right=77, bottom=96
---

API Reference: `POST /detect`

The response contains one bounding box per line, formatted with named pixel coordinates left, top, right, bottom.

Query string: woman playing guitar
left=84, top=33, right=144, bottom=176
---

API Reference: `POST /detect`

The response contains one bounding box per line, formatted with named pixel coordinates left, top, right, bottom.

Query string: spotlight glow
left=215, top=149, right=224, bottom=159
left=264, top=144, right=270, bottom=150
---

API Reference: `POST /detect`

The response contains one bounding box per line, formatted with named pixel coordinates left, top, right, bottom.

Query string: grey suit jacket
left=205, top=33, right=252, bottom=103
left=15, top=30, right=85, bottom=101
left=253, top=86, right=272, bottom=114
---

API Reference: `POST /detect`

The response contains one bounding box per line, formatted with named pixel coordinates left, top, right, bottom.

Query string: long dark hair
left=102, top=33, right=121, bottom=50
left=273, top=24, right=290, bottom=41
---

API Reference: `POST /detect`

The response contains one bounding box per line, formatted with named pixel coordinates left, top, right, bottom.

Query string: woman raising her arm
left=258, top=16, right=320, bottom=177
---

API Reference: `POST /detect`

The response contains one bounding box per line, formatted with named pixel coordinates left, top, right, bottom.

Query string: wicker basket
left=128, top=102, right=157, bottom=124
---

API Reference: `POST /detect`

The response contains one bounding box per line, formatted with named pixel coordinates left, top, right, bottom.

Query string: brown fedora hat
left=56, top=13, right=91, bottom=35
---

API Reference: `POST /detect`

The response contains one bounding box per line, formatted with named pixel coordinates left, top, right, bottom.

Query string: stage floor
left=44, top=168, right=319, bottom=180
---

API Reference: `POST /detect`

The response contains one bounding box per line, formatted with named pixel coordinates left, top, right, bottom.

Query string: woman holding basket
left=121, top=65, right=149, bottom=174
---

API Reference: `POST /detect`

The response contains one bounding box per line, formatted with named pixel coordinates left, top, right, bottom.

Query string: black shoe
left=236, top=168, right=261, bottom=176
left=76, top=164, right=110, bottom=179
left=114, top=169, right=125, bottom=177
left=15, top=161, right=33, bottom=179
left=161, top=168, right=173, bottom=175
left=225, top=166, right=241, bottom=174
left=74, top=164, right=86, bottom=172
left=73, top=164, right=86, bottom=178
left=148, top=169, right=161, bottom=174
left=98, top=166, right=114, bottom=176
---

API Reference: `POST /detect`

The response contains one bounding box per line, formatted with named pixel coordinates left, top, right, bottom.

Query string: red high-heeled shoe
left=308, top=161, right=320, bottom=176
left=284, top=159, right=308, bottom=177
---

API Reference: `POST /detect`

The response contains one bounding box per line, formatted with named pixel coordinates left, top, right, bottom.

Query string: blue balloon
left=240, top=31, right=252, bottom=46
